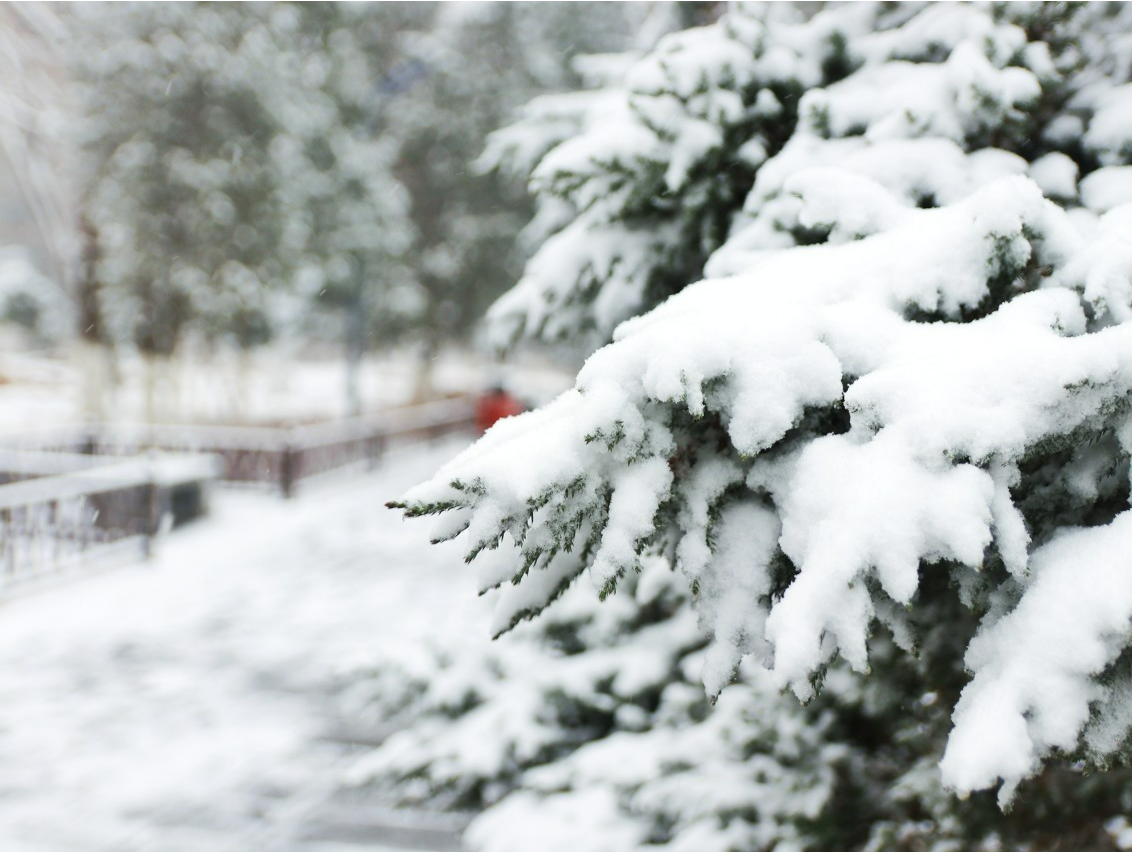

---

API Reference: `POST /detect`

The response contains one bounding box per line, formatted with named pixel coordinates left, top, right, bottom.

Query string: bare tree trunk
left=345, top=349, right=361, bottom=418
left=77, top=338, right=110, bottom=422
left=77, top=216, right=109, bottom=423
left=344, top=293, right=366, bottom=418
left=167, top=352, right=182, bottom=422
left=235, top=347, right=252, bottom=425
left=411, top=338, right=437, bottom=404
left=142, top=353, right=179, bottom=424
left=143, top=352, right=159, bottom=425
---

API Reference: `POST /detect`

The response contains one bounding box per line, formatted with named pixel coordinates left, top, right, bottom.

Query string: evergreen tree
left=66, top=3, right=412, bottom=359
left=263, top=2, right=419, bottom=414
left=387, top=3, right=1132, bottom=849
left=375, top=2, right=644, bottom=358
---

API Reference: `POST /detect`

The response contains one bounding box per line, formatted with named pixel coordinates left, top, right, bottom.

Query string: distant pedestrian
left=475, top=384, right=524, bottom=434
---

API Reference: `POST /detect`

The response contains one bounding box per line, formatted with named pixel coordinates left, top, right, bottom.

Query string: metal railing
left=0, top=397, right=477, bottom=498
left=0, top=454, right=220, bottom=589
left=0, top=398, right=476, bottom=589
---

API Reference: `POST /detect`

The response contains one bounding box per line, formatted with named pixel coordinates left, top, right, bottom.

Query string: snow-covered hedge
left=385, top=3, right=1132, bottom=849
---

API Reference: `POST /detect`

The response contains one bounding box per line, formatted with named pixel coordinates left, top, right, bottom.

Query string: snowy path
left=0, top=439, right=487, bottom=852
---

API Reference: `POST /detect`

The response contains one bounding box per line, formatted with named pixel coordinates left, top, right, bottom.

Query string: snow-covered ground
left=0, top=437, right=487, bottom=852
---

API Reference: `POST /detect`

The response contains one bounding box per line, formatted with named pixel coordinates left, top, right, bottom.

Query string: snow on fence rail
left=0, top=454, right=220, bottom=588
left=0, top=399, right=472, bottom=587
left=0, top=397, right=477, bottom=497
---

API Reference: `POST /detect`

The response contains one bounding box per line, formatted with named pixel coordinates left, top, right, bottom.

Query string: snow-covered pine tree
left=67, top=3, right=413, bottom=360
left=380, top=2, right=644, bottom=354
left=263, top=3, right=419, bottom=415
left=388, top=3, right=1132, bottom=849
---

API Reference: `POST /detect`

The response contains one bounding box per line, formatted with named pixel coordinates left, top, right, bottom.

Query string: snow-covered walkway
left=0, top=439, right=486, bottom=852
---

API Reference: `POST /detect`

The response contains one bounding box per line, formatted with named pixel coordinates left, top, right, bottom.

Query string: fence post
left=0, top=507, right=10, bottom=580
left=280, top=440, right=296, bottom=499
left=49, top=498, right=59, bottom=567
left=142, top=471, right=160, bottom=560
left=366, top=429, right=385, bottom=470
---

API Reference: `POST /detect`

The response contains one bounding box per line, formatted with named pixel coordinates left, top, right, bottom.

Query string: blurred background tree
left=53, top=1, right=649, bottom=420
left=379, top=4, right=646, bottom=370
left=65, top=2, right=415, bottom=419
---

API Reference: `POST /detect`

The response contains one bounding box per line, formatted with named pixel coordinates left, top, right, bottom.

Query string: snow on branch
left=394, top=174, right=1132, bottom=797
left=392, top=0, right=1132, bottom=812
